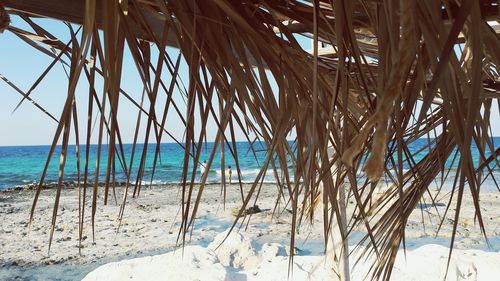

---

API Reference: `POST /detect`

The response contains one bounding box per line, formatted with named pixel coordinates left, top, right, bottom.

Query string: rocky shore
left=1, top=183, right=499, bottom=280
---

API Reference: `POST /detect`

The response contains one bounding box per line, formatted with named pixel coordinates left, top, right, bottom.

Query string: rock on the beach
left=208, top=230, right=259, bottom=269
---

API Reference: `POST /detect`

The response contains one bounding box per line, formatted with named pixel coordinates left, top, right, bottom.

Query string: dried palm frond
left=0, top=2, right=11, bottom=33
left=1, top=0, right=499, bottom=280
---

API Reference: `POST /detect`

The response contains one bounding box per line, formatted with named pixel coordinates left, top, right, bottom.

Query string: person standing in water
left=200, top=160, right=207, bottom=179
left=227, top=165, right=232, bottom=184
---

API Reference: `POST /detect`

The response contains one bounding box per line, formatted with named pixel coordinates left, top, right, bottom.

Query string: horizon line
left=0, top=139, right=294, bottom=148
left=1, top=136, right=500, bottom=148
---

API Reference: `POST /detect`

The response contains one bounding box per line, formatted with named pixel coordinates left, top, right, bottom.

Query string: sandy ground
left=1, top=183, right=500, bottom=280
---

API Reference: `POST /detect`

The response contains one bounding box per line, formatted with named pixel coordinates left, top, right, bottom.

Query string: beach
left=1, top=0, right=499, bottom=279
left=1, top=183, right=500, bottom=280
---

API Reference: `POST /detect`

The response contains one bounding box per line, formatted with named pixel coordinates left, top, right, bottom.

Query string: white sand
left=82, top=231, right=500, bottom=281
left=83, top=230, right=337, bottom=281
left=1, top=184, right=500, bottom=280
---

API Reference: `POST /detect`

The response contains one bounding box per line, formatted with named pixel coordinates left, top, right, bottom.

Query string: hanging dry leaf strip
left=0, top=1, right=499, bottom=280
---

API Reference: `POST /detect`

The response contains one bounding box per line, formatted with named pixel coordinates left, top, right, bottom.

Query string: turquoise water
left=0, top=139, right=499, bottom=190
left=0, top=141, right=273, bottom=190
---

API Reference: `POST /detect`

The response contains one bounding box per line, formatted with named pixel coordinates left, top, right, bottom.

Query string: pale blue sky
left=0, top=17, right=498, bottom=146
left=0, top=17, right=246, bottom=146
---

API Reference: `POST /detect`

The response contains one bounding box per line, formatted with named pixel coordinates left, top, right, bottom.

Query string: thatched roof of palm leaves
left=1, top=0, right=499, bottom=280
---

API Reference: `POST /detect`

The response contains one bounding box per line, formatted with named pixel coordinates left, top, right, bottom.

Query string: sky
left=0, top=17, right=254, bottom=146
left=0, top=16, right=499, bottom=146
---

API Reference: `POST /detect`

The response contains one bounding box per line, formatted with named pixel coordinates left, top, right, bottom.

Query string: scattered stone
left=231, top=205, right=262, bottom=217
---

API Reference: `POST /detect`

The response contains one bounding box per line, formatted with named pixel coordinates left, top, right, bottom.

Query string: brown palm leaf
left=1, top=0, right=499, bottom=280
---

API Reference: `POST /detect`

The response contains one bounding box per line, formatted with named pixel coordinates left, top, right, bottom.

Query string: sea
left=0, top=139, right=499, bottom=191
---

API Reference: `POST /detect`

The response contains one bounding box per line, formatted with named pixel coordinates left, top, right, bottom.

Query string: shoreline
left=1, top=184, right=500, bottom=280
left=0, top=181, right=241, bottom=192
left=0, top=180, right=285, bottom=193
